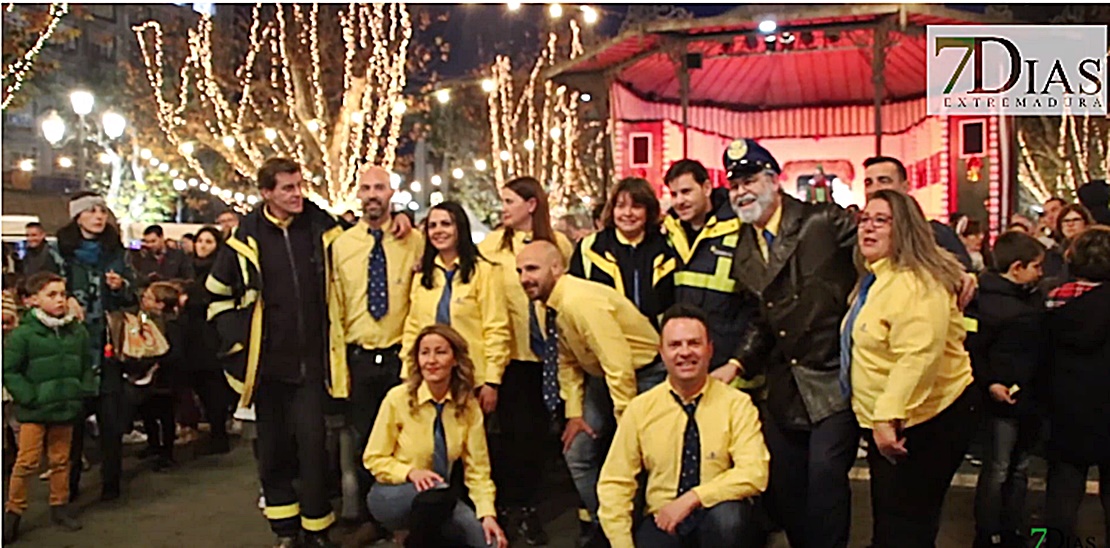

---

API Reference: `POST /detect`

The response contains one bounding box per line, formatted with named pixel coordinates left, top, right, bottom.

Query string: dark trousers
left=490, top=360, right=548, bottom=508
left=347, top=345, right=403, bottom=521
left=256, top=378, right=335, bottom=537
left=974, top=415, right=1040, bottom=538
left=864, top=388, right=977, bottom=548
left=634, top=500, right=756, bottom=548
left=760, top=407, right=859, bottom=548
left=186, top=370, right=232, bottom=445
left=140, top=393, right=176, bottom=460
left=1045, top=459, right=1110, bottom=545
left=68, top=388, right=128, bottom=498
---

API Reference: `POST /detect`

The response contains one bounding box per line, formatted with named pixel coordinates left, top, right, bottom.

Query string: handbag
left=106, top=310, right=169, bottom=386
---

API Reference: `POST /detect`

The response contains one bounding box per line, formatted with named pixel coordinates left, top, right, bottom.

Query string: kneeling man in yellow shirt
left=598, top=304, right=769, bottom=547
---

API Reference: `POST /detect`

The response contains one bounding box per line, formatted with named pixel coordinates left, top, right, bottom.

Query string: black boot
left=301, top=530, right=337, bottom=548
left=100, top=484, right=121, bottom=502
left=518, top=506, right=549, bottom=546
left=3, top=511, right=21, bottom=543
left=50, top=505, right=82, bottom=531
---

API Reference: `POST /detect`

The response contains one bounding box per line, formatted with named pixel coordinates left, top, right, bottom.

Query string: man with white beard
left=716, top=138, right=861, bottom=548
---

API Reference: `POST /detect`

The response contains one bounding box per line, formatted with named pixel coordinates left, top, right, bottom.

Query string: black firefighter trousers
left=255, top=377, right=336, bottom=538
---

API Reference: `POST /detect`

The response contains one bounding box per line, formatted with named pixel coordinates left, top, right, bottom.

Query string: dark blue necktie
left=632, top=269, right=642, bottom=308
left=367, top=229, right=388, bottom=320
left=528, top=302, right=545, bottom=359
left=673, top=392, right=704, bottom=536
left=541, top=307, right=562, bottom=414
left=432, top=401, right=449, bottom=478
left=762, top=229, right=775, bottom=259
left=840, top=272, right=878, bottom=398
left=435, top=268, right=456, bottom=325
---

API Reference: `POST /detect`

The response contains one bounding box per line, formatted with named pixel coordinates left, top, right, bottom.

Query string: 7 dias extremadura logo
left=927, top=25, right=1107, bottom=116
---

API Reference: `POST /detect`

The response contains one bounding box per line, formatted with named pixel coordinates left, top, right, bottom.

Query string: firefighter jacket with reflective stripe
left=206, top=200, right=348, bottom=408
left=664, top=198, right=759, bottom=371
left=568, top=227, right=677, bottom=329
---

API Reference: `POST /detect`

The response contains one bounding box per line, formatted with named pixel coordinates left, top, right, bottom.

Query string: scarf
left=73, top=239, right=102, bottom=267
left=33, top=307, right=77, bottom=329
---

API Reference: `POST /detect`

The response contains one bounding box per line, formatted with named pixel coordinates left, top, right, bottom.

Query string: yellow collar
left=668, top=377, right=710, bottom=404
left=363, top=217, right=394, bottom=239
left=417, top=382, right=454, bottom=405
left=865, top=257, right=894, bottom=276
left=263, top=205, right=295, bottom=229
left=548, top=274, right=571, bottom=310
left=616, top=229, right=645, bottom=246
left=434, top=254, right=460, bottom=271
left=757, top=204, right=782, bottom=236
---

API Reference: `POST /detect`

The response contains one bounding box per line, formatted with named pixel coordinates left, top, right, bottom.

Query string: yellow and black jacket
left=663, top=189, right=759, bottom=370
left=206, top=200, right=348, bottom=408
left=568, top=227, right=677, bottom=329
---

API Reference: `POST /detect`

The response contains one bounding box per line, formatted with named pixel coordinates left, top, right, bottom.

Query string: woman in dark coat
left=1044, top=226, right=1110, bottom=545
left=56, top=192, right=135, bottom=501
left=181, top=226, right=232, bottom=454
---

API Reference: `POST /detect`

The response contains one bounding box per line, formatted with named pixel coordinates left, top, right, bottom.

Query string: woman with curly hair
left=364, top=324, right=508, bottom=547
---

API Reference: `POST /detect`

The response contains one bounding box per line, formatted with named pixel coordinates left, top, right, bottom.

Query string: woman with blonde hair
left=364, top=324, right=507, bottom=548
left=477, top=176, right=573, bottom=543
left=842, top=189, right=977, bottom=548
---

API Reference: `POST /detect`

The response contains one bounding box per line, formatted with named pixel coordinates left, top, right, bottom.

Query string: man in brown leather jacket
left=713, top=138, right=859, bottom=548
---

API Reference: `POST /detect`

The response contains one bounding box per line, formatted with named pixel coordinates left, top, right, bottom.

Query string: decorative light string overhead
left=1, top=2, right=70, bottom=110
left=134, top=2, right=412, bottom=209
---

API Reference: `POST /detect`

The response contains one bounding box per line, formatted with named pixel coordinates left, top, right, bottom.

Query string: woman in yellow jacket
left=364, top=324, right=508, bottom=547
left=843, top=189, right=977, bottom=548
left=403, top=201, right=511, bottom=416
left=477, top=176, right=573, bottom=543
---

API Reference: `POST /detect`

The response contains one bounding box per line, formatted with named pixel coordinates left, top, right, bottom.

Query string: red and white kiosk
left=548, top=4, right=1017, bottom=230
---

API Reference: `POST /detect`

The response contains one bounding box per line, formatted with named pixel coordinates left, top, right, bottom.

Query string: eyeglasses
left=858, top=214, right=892, bottom=228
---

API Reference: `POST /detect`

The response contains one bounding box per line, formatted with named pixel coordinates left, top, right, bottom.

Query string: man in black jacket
left=719, top=138, right=860, bottom=548
left=207, top=158, right=347, bottom=548
left=131, top=225, right=195, bottom=285
left=18, top=222, right=63, bottom=277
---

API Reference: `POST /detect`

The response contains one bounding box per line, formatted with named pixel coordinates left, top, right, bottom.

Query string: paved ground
left=5, top=437, right=1107, bottom=547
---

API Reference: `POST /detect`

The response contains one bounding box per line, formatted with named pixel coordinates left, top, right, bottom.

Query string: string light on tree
left=199, top=183, right=210, bottom=192
left=430, top=174, right=442, bottom=186
left=499, top=150, right=511, bottom=162
left=452, top=167, right=464, bottom=180
left=179, top=141, right=195, bottom=155
left=188, top=178, right=199, bottom=187
left=1, top=3, right=69, bottom=110
left=99, top=153, right=112, bottom=164
left=481, top=79, right=496, bottom=93
left=474, top=159, right=488, bottom=171
left=581, top=5, right=598, bottom=24
left=389, top=172, right=402, bottom=189
left=140, top=148, right=153, bottom=160
left=524, top=138, right=535, bottom=151
left=548, top=3, right=563, bottom=18
left=158, top=163, right=170, bottom=173
left=436, top=89, right=450, bottom=104
left=222, top=135, right=236, bottom=148
left=57, top=156, right=73, bottom=168
left=410, top=180, right=422, bottom=192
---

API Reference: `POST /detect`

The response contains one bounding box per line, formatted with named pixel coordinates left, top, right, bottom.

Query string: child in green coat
left=3, top=272, right=95, bottom=543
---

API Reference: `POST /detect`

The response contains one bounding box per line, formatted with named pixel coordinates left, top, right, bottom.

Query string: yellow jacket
left=548, top=275, right=660, bottom=419
left=402, top=256, right=512, bottom=386
left=478, top=229, right=574, bottom=363
left=330, top=218, right=424, bottom=350
left=363, top=383, right=497, bottom=519
left=848, top=259, right=975, bottom=429
left=598, top=378, right=769, bottom=547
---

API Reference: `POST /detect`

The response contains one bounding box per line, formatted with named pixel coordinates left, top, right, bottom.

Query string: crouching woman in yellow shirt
left=843, top=189, right=977, bottom=548
left=364, top=325, right=508, bottom=548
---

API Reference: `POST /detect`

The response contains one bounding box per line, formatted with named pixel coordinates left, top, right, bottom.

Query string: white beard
left=732, top=187, right=777, bottom=224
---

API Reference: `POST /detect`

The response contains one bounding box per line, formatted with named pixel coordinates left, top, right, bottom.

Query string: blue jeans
left=367, top=482, right=491, bottom=547
left=634, top=500, right=756, bottom=547
left=565, top=361, right=666, bottom=522
left=973, top=416, right=1038, bottom=538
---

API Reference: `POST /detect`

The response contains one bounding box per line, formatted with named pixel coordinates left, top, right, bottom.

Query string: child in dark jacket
left=3, top=272, right=95, bottom=543
left=133, top=281, right=187, bottom=472
left=966, top=232, right=1047, bottom=548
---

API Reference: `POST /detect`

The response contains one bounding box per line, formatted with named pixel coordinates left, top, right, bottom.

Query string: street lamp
left=102, top=111, right=126, bottom=139
left=69, top=90, right=94, bottom=116
left=41, top=110, right=66, bottom=145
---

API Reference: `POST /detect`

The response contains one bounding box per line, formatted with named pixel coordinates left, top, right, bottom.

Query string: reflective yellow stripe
left=731, top=374, right=766, bottom=390
left=722, top=233, right=739, bottom=247
left=663, top=217, right=692, bottom=263
left=583, top=246, right=624, bottom=296
left=579, top=233, right=597, bottom=279
left=963, top=317, right=979, bottom=333
left=264, top=503, right=300, bottom=521
left=240, top=297, right=263, bottom=408
left=224, top=235, right=260, bottom=273
left=302, top=512, right=336, bottom=532
left=205, top=275, right=233, bottom=297
left=675, top=253, right=736, bottom=293
left=224, top=371, right=245, bottom=395
left=577, top=508, right=592, bottom=522
left=652, top=255, right=677, bottom=286
left=207, top=299, right=236, bottom=322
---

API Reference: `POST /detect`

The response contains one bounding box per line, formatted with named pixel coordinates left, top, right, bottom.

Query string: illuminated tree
left=133, top=3, right=413, bottom=211
left=1, top=2, right=76, bottom=111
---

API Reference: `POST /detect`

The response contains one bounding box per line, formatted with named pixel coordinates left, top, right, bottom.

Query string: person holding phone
left=845, top=190, right=977, bottom=548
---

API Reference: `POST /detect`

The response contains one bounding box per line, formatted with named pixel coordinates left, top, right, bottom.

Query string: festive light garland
left=1, top=2, right=69, bottom=110
left=134, top=3, right=411, bottom=208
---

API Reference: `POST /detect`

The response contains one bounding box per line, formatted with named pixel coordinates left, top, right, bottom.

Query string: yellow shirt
left=849, top=259, right=974, bottom=429
left=331, top=218, right=424, bottom=349
left=478, top=229, right=574, bottom=363
left=755, top=204, right=782, bottom=262
left=362, top=383, right=497, bottom=519
left=548, top=275, right=660, bottom=419
left=597, top=378, right=770, bottom=547
left=402, top=256, right=512, bottom=386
